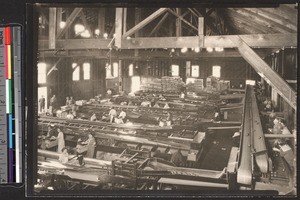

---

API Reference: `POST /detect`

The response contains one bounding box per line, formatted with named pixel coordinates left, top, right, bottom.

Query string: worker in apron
left=58, top=147, right=69, bottom=164
left=83, top=133, right=96, bottom=158
left=56, top=128, right=65, bottom=153
left=109, top=107, right=117, bottom=123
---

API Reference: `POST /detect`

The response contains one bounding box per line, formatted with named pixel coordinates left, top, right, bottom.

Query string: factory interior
left=34, top=4, right=297, bottom=195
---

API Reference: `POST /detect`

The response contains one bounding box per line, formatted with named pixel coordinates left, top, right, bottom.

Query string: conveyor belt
left=237, top=85, right=268, bottom=186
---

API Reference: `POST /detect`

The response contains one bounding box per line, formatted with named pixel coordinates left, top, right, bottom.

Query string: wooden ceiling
left=219, top=4, right=297, bottom=35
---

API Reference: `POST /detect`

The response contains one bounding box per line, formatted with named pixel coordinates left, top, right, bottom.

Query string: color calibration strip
left=0, top=26, right=22, bottom=184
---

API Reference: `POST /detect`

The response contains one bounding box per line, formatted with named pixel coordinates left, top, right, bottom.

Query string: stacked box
left=161, top=76, right=184, bottom=92
left=140, top=77, right=162, bottom=91
left=186, top=78, right=204, bottom=93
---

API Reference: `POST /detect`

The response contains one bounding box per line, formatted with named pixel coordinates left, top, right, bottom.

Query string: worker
left=75, top=139, right=85, bottom=166
left=83, top=132, right=96, bottom=158
left=58, top=147, right=69, bottom=164
left=39, top=95, right=45, bottom=113
left=166, top=112, right=172, bottom=126
left=66, top=111, right=74, bottom=119
left=49, top=95, right=57, bottom=115
left=158, top=117, right=165, bottom=127
left=264, top=100, right=273, bottom=112
left=180, top=92, right=185, bottom=99
left=69, top=96, right=75, bottom=105
left=65, top=97, right=70, bottom=106
left=118, top=109, right=127, bottom=123
left=90, top=113, right=97, bottom=121
left=153, top=102, right=160, bottom=108
left=56, top=128, right=65, bottom=153
left=108, top=107, right=117, bottom=123
left=163, top=103, right=170, bottom=109
left=170, top=149, right=184, bottom=167
left=107, top=89, right=112, bottom=98
left=232, top=131, right=240, bottom=147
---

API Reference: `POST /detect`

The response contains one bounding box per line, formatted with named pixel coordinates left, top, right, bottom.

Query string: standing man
left=109, top=107, right=117, bottom=123
left=118, top=109, right=127, bottom=123
left=49, top=95, right=57, bottom=115
left=39, top=95, right=45, bottom=113
left=84, top=133, right=96, bottom=158
left=56, top=128, right=65, bottom=153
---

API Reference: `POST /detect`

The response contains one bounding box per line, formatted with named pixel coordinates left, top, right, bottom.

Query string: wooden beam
left=48, top=8, right=57, bottom=49
left=56, top=8, right=62, bottom=34
left=188, top=8, right=199, bottom=18
left=123, top=8, right=168, bottom=38
left=149, top=13, right=169, bottom=36
left=98, top=8, right=106, bottom=38
left=40, top=48, right=265, bottom=59
left=198, top=17, right=204, bottom=46
left=115, top=8, right=123, bottom=48
left=134, top=8, right=142, bottom=37
left=121, top=34, right=297, bottom=49
left=175, top=8, right=182, bottom=37
left=56, top=8, right=82, bottom=39
left=47, top=58, right=62, bottom=76
left=264, top=134, right=294, bottom=139
left=230, top=36, right=296, bottom=110
left=167, top=9, right=198, bottom=32
left=122, top=8, right=127, bottom=34
left=38, top=34, right=297, bottom=50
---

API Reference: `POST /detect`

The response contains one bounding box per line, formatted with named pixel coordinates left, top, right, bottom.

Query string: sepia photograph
left=33, top=3, right=297, bottom=196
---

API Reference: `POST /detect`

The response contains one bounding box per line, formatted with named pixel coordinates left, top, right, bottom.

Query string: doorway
left=38, top=87, right=48, bottom=113
left=131, top=76, right=141, bottom=93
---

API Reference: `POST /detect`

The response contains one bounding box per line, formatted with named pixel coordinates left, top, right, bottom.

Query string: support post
left=115, top=8, right=123, bottom=48
left=198, top=17, right=204, bottom=48
left=98, top=8, right=106, bottom=38
left=49, top=8, right=57, bottom=49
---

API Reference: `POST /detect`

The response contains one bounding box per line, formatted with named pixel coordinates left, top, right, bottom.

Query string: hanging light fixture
left=94, top=29, right=100, bottom=36
left=181, top=47, right=188, bottom=53
left=59, top=21, right=66, bottom=29
left=74, top=24, right=85, bottom=34
left=80, top=30, right=91, bottom=38
left=194, top=47, right=200, bottom=53
left=206, top=47, right=213, bottom=52
left=215, top=47, right=224, bottom=52
left=103, top=33, right=108, bottom=39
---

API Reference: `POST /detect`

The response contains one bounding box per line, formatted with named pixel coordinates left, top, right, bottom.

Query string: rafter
left=149, top=13, right=169, bottom=36
left=48, top=8, right=56, bottom=49
left=56, top=8, right=83, bottom=39
left=123, top=8, right=168, bottom=38
left=242, top=8, right=297, bottom=32
left=167, top=9, right=198, bottom=32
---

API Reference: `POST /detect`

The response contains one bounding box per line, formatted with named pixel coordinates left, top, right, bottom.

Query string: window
left=246, top=80, right=256, bottom=86
left=171, top=65, right=179, bottom=76
left=72, top=63, right=80, bottom=81
left=83, top=63, right=90, bottom=80
left=212, top=66, right=221, bottom=78
left=191, top=65, right=199, bottom=77
left=129, top=64, right=133, bottom=76
left=113, top=62, right=119, bottom=77
left=106, top=63, right=112, bottom=78
left=38, top=62, right=47, bottom=84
